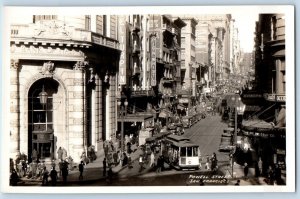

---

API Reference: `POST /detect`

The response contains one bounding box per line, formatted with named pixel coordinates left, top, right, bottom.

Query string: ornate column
left=70, top=61, right=87, bottom=163
left=10, top=59, right=20, bottom=160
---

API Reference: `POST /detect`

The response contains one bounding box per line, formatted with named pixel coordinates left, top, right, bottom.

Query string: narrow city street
left=184, top=113, right=229, bottom=163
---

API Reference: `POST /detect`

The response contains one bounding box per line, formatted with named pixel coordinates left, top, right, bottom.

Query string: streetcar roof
left=166, top=135, right=198, bottom=147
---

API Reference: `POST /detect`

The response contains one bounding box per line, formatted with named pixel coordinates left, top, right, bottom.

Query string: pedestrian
left=103, top=158, right=107, bottom=177
left=255, top=161, right=260, bottom=178
left=246, top=148, right=252, bottom=166
left=51, top=159, right=56, bottom=170
left=113, top=152, right=118, bottom=166
left=244, top=163, right=249, bottom=180
left=267, top=165, right=274, bottom=185
left=58, top=160, right=63, bottom=177
left=62, top=148, right=68, bottom=161
left=235, top=179, right=240, bottom=186
left=156, top=155, right=162, bottom=173
left=258, top=157, right=263, bottom=176
left=10, top=169, right=19, bottom=186
left=31, top=160, right=37, bottom=178
left=61, top=161, right=68, bottom=184
left=139, top=154, right=144, bottom=172
left=213, top=152, right=217, bottom=161
left=37, top=161, right=43, bottom=179
left=122, top=152, right=128, bottom=167
left=150, top=152, right=155, bottom=168
left=21, top=160, right=27, bottom=177
left=57, top=147, right=63, bottom=161
left=205, top=155, right=210, bottom=170
left=199, top=179, right=205, bottom=186
left=42, top=166, right=49, bottom=186
left=50, top=167, right=58, bottom=186
left=79, top=161, right=84, bottom=180
left=31, top=149, right=38, bottom=162
left=127, top=142, right=132, bottom=154
left=107, top=166, right=113, bottom=184
left=128, top=154, right=132, bottom=169
left=274, top=164, right=282, bottom=184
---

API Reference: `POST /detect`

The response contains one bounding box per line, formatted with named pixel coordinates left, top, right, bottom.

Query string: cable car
left=162, top=134, right=200, bottom=170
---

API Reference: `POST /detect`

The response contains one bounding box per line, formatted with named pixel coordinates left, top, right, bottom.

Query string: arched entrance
left=28, top=78, right=59, bottom=162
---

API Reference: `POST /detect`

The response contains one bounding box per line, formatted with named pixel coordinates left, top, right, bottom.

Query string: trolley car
left=163, top=134, right=200, bottom=170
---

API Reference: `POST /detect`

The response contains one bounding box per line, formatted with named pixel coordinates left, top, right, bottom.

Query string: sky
left=232, top=13, right=259, bottom=53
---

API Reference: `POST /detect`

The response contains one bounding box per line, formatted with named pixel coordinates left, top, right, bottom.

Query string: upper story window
left=271, top=16, right=277, bottom=41
left=33, top=15, right=57, bottom=23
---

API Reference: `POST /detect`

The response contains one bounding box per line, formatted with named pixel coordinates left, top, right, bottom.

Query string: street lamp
left=39, top=85, right=48, bottom=108
left=230, top=94, right=241, bottom=178
left=117, top=99, right=128, bottom=154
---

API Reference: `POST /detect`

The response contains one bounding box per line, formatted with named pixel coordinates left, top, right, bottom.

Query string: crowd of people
left=10, top=147, right=73, bottom=186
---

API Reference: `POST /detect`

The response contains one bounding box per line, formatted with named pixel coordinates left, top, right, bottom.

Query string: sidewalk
left=19, top=144, right=143, bottom=185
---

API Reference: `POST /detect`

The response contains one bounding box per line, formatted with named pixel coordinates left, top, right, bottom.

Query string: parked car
left=219, top=136, right=234, bottom=152
left=222, top=128, right=234, bottom=137
left=222, top=109, right=229, bottom=121
left=182, top=116, right=193, bottom=128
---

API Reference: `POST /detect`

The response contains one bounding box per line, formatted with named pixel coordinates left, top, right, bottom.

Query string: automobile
left=222, top=128, right=234, bottom=137
left=221, top=99, right=227, bottom=107
left=206, top=102, right=214, bottom=112
left=219, top=136, right=235, bottom=152
left=228, top=119, right=235, bottom=128
left=182, top=116, right=194, bottom=128
left=222, top=109, right=229, bottom=121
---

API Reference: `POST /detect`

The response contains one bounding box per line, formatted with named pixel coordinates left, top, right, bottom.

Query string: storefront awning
left=241, top=119, right=286, bottom=135
left=177, top=104, right=186, bottom=110
left=118, top=113, right=153, bottom=123
left=273, top=49, right=285, bottom=57
left=158, top=109, right=171, bottom=118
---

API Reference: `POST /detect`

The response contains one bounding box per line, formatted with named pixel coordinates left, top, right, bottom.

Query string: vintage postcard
left=1, top=5, right=295, bottom=193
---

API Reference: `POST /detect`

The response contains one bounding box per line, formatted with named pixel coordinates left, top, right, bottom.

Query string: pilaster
left=10, top=59, right=20, bottom=160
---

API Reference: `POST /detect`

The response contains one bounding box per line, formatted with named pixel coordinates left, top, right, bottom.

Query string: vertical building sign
left=118, top=16, right=127, bottom=85
left=151, top=35, right=156, bottom=86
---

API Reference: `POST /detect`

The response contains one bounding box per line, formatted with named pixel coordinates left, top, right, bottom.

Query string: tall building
left=116, top=15, right=186, bottom=132
left=180, top=17, right=198, bottom=106
left=10, top=15, right=120, bottom=163
left=194, top=15, right=232, bottom=89
left=241, top=14, right=286, bottom=175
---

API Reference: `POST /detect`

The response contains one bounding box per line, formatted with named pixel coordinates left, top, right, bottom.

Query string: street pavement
left=17, top=113, right=285, bottom=186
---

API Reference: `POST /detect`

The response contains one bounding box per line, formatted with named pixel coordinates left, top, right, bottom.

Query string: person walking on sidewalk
left=57, top=147, right=63, bottom=161
left=244, top=163, right=249, bottom=180
left=50, top=167, right=58, bottom=186
left=139, top=154, right=144, bottom=172
left=42, top=166, right=49, bottom=186
left=107, top=166, right=113, bottom=184
left=205, top=155, right=210, bottom=170
left=150, top=152, right=155, bottom=168
left=79, top=161, right=84, bottom=180
left=61, top=161, right=69, bottom=184
left=128, top=154, right=132, bottom=169
left=103, top=158, right=107, bottom=177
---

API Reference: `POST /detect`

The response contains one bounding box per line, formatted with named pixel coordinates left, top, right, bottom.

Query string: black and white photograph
left=1, top=5, right=295, bottom=193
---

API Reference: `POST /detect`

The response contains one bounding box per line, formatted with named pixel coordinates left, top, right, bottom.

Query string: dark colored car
left=221, top=99, right=227, bottom=107
left=219, top=137, right=234, bottom=152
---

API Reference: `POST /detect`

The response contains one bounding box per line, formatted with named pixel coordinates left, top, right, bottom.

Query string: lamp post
left=230, top=94, right=241, bottom=178
left=117, top=99, right=128, bottom=154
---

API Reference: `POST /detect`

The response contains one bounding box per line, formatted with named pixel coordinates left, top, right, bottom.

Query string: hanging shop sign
left=151, top=35, right=157, bottom=86
left=118, top=16, right=128, bottom=85
left=263, top=93, right=286, bottom=102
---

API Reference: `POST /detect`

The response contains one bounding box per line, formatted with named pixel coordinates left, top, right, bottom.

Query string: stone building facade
left=10, top=16, right=120, bottom=163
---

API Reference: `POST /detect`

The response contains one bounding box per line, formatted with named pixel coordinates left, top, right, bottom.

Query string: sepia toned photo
left=1, top=6, right=295, bottom=193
